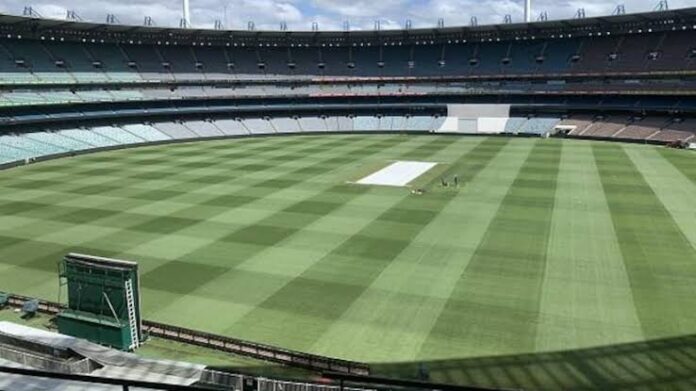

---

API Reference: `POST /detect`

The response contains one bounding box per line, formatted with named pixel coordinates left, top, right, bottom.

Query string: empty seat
left=92, top=126, right=146, bottom=144
left=212, top=119, right=250, bottom=136
left=271, top=117, right=302, bottom=134
left=353, top=116, right=380, bottom=131
left=183, top=121, right=225, bottom=138
left=122, top=124, right=172, bottom=141
left=59, top=128, right=121, bottom=147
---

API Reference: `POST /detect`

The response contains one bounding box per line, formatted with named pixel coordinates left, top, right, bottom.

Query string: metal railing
left=1, top=293, right=510, bottom=391
left=0, top=365, right=210, bottom=391
left=4, top=293, right=370, bottom=375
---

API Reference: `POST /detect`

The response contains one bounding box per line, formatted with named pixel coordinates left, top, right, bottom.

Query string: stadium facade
left=0, top=7, right=695, bottom=167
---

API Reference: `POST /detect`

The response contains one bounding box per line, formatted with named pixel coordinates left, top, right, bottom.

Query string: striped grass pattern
left=0, top=135, right=695, bottom=389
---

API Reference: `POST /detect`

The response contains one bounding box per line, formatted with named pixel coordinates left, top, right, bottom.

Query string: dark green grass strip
left=227, top=137, right=510, bottom=349
left=0, top=136, right=342, bottom=194
left=0, top=136, right=372, bottom=222
left=593, top=144, right=696, bottom=338
left=419, top=140, right=562, bottom=357
left=135, top=135, right=410, bottom=236
left=0, top=137, right=400, bottom=274
left=140, top=136, right=425, bottom=292
left=151, top=136, right=449, bottom=267
left=657, top=148, right=696, bottom=185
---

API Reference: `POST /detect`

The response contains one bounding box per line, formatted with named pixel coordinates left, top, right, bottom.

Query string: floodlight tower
left=182, top=0, right=191, bottom=28
left=525, top=0, right=532, bottom=23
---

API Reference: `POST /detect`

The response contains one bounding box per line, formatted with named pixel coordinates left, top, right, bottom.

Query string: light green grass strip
left=146, top=136, right=453, bottom=332
left=624, top=145, right=696, bottom=250
left=310, top=138, right=536, bottom=362
left=138, top=136, right=416, bottom=323
left=593, top=143, right=696, bottom=338
left=419, top=139, right=562, bottom=359
left=224, top=138, right=507, bottom=352
left=536, top=140, right=643, bottom=352
left=0, top=136, right=397, bottom=303
left=657, top=148, right=696, bottom=185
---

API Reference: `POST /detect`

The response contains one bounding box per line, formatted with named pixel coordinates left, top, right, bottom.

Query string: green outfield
left=0, top=135, right=694, bottom=373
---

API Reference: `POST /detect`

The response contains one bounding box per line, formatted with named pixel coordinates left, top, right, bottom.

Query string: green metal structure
left=56, top=253, right=142, bottom=351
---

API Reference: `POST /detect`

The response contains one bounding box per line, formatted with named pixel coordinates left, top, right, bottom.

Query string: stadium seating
left=337, top=116, right=354, bottom=132
left=184, top=121, right=225, bottom=138
left=379, top=116, right=400, bottom=131
left=3, top=26, right=696, bottom=83
left=271, top=117, right=302, bottom=133
left=122, top=124, right=172, bottom=141
left=212, top=119, right=251, bottom=136
left=558, top=115, right=595, bottom=135
left=1, top=112, right=693, bottom=167
left=504, top=118, right=527, bottom=133
left=579, top=117, right=627, bottom=138
left=353, top=116, right=380, bottom=131
left=92, top=126, right=146, bottom=144
left=517, top=118, right=560, bottom=135
left=559, top=116, right=696, bottom=143
left=59, top=128, right=121, bottom=147
left=2, top=9, right=696, bottom=165
left=614, top=117, right=669, bottom=140
left=242, top=118, right=276, bottom=134
left=0, top=134, right=67, bottom=157
left=25, top=131, right=91, bottom=151
left=390, top=116, right=407, bottom=131
left=298, top=117, right=328, bottom=132
left=406, top=116, right=434, bottom=131
left=2, top=40, right=75, bottom=83
left=75, top=90, right=114, bottom=102
left=0, top=142, right=33, bottom=163
left=151, top=122, right=197, bottom=139
left=643, top=118, right=696, bottom=143
left=431, top=117, right=446, bottom=131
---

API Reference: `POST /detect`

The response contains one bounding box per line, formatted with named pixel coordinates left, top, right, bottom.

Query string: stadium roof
left=1, top=7, right=696, bottom=46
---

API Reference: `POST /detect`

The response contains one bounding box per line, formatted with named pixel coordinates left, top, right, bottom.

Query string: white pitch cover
left=357, top=161, right=437, bottom=187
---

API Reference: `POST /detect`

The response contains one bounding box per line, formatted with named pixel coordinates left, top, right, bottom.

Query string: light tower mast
left=182, top=0, right=191, bottom=28
left=525, top=0, right=532, bottom=23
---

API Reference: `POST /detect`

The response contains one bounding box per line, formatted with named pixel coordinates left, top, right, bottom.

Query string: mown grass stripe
left=535, top=140, right=643, bottom=353
left=226, top=137, right=510, bottom=350
left=419, top=139, right=562, bottom=358
left=625, top=145, right=696, bottom=250
left=0, top=136, right=342, bottom=210
left=144, top=137, right=468, bottom=332
left=311, top=139, right=536, bottom=362
left=17, top=136, right=363, bottom=198
left=657, top=148, right=696, bottom=186
left=0, top=137, right=396, bottom=277
left=593, top=143, right=696, bottom=338
left=0, top=136, right=413, bottom=305
left=135, top=135, right=418, bottom=236
left=116, top=136, right=409, bottom=261
left=0, top=136, right=376, bottom=226
left=143, top=138, right=436, bottom=284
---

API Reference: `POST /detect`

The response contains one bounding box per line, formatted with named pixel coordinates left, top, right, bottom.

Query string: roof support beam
left=182, top=0, right=191, bottom=28
left=525, top=0, right=532, bottom=23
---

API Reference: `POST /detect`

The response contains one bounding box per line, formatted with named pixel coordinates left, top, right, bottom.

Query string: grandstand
left=1, top=4, right=696, bottom=391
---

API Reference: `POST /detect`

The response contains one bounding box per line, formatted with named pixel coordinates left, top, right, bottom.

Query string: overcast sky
left=1, top=0, right=695, bottom=31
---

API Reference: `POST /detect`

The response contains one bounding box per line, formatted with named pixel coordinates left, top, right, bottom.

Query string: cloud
left=1, top=0, right=694, bottom=30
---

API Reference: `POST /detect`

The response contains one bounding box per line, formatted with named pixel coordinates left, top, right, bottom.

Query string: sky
left=1, top=0, right=695, bottom=31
